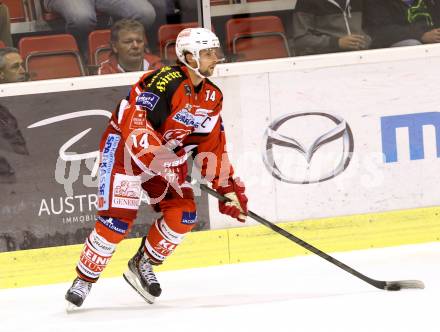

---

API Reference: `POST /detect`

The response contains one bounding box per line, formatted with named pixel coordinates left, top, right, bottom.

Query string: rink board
left=0, top=84, right=210, bottom=252
left=1, top=205, right=439, bottom=288
left=209, top=47, right=440, bottom=229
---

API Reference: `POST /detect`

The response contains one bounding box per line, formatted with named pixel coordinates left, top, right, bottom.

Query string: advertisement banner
left=0, top=86, right=210, bottom=252
left=211, top=57, right=440, bottom=228
left=266, top=58, right=440, bottom=221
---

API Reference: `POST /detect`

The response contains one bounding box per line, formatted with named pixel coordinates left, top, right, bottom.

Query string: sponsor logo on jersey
left=129, top=109, right=147, bottom=129
left=98, top=134, right=120, bottom=210
left=195, top=108, right=214, bottom=116
left=163, top=129, right=191, bottom=149
left=156, top=72, right=183, bottom=93
left=181, top=211, right=197, bottom=225
left=111, top=173, right=141, bottom=210
left=147, top=66, right=183, bottom=93
left=173, top=108, right=199, bottom=128
left=136, top=92, right=160, bottom=111
left=163, top=129, right=191, bottom=141
left=97, top=216, right=128, bottom=235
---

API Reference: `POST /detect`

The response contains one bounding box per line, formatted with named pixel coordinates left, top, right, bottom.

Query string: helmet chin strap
left=181, top=54, right=208, bottom=79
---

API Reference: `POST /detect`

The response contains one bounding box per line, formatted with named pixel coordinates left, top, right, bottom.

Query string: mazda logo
left=262, top=112, right=354, bottom=184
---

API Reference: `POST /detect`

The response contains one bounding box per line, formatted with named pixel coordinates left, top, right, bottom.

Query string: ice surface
left=1, top=243, right=438, bottom=332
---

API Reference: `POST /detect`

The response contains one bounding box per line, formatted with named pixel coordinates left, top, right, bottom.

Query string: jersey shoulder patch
left=137, top=66, right=187, bottom=130
left=141, top=65, right=186, bottom=95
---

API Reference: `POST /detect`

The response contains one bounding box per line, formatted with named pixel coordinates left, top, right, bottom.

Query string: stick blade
left=384, top=280, right=425, bottom=291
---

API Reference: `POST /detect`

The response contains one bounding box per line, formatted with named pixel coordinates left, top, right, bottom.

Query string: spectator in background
left=155, top=0, right=198, bottom=23
left=0, top=48, right=27, bottom=83
left=363, top=0, right=440, bottom=48
left=0, top=3, right=13, bottom=47
left=141, top=0, right=198, bottom=52
left=98, top=19, right=162, bottom=75
left=43, top=0, right=159, bottom=59
left=0, top=103, right=29, bottom=184
left=293, top=0, right=371, bottom=55
left=175, top=0, right=198, bottom=23
left=143, top=0, right=168, bottom=53
left=0, top=49, right=29, bottom=183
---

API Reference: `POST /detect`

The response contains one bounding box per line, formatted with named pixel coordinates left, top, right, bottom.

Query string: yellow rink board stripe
left=1, top=206, right=439, bottom=289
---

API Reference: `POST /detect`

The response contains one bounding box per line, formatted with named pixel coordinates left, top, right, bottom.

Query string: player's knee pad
left=159, top=198, right=198, bottom=234
left=95, top=215, right=131, bottom=244
left=76, top=228, right=117, bottom=282
left=143, top=204, right=197, bottom=264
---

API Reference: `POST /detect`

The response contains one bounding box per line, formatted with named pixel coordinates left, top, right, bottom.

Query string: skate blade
left=65, top=300, right=79, bottom=313
left=123, top=269, right=155, bottom=304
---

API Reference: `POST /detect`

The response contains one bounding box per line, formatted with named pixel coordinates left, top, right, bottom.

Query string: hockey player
left=65, top=28, right=248, bottom=308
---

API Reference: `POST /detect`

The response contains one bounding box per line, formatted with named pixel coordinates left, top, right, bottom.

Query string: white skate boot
left=65, top=277, right=92, bottom=311
left=123, top=250, right=162, bottom=304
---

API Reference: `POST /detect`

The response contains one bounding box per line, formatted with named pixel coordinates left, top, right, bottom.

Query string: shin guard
left=143, top=213, right=196, bottom=264
left=76, top=216, right=130, bottom=282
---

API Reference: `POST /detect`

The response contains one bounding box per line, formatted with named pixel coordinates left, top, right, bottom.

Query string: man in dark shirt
left=293, top=0, right=371, bottom=55
left=363, top=0, right=440, bottom=48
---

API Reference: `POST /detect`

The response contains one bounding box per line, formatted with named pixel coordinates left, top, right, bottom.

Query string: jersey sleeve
left=115, top=98, right=165, bottom=174
left=128, top=69, right=171, bottom=130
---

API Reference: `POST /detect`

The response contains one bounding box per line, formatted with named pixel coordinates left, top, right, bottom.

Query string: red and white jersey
left=101, top=65, right=234, bottom=189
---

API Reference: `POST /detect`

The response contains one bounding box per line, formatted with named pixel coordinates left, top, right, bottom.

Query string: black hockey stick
left=196, top=181, right=425, bottom=291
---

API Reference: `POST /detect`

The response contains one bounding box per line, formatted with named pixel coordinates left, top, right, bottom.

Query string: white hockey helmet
left=175, top=27, right=223, bottom=77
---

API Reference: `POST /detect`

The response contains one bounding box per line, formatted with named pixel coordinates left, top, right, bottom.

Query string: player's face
left=197, top=48, right=224, bottom=77
left=113, top=29, right=145, bottom=65
left=0, top=53, right=26, bottom=83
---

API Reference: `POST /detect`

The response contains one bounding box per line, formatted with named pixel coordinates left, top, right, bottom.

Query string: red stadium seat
left=88, top=29, right=111, bottom=66
left=3, top=0, right=27, bottom=22
left=226, top=16, right=291, bottom=61
left=19, top=34, right=86, bottom=81
left=158, top=22, right=200, bottom=61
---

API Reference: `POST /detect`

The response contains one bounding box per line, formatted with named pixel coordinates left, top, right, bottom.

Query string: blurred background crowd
left=0, top=0, right=439, bottom=84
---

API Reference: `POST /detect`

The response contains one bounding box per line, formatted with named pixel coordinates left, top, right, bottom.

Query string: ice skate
left=123, top=250, right=162, bottom=304
left=65, top=277, right=92, bottom=312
